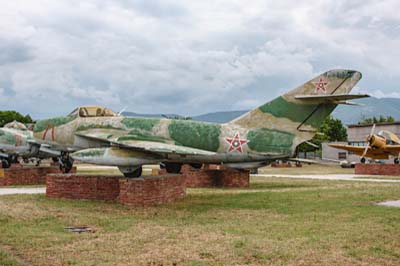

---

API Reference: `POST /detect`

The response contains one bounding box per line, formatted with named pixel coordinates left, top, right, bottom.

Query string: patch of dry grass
left=0, top=177, right=399, bottom=265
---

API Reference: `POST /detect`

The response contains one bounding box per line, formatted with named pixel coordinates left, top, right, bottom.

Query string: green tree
left=0, top=111, right=33, bottom=127
left=358, top=115, right=396, bottom=125
left=298, top=115, right=347, bottom=152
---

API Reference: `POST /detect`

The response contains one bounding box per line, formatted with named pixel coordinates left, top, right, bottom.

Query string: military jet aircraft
left=0, top=121, right=60, bottom=168
left=33, top=69, right=367, bottom=177
left=329, top=124, right=400, bottom=164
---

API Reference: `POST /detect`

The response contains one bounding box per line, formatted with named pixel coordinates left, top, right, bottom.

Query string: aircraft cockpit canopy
left=68, top=106, right=117, bottom=118
left=377, top=130, right=399, bottom=145
left=377, top=130, right=390, bottom=139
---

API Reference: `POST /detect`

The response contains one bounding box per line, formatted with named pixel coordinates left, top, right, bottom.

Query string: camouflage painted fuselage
left=33, top=116, right=298, bottom=164
left=33, top=69, right=363, bottom=168
left=0, top=127, right=33, bottom=157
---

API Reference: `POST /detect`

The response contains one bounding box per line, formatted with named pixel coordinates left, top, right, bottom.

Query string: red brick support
left=118, top=175, right=186, bottom=206
left=46, top=174, right=120, bottom=201
left=355, top=163, right=400, bottom=176
left=182, top=164, right=250, bottom=188
left=0, top=166, right=76, bottom=186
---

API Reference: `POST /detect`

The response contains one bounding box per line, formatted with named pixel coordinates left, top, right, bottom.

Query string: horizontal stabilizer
left=335, top=101, right=364, bottom=106
left=295, top=94, right=369, bottom=104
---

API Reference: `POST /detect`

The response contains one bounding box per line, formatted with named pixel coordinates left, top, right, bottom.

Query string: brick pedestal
left=0, top=166, right=76, bottom=186
left=46, top=174, right=120, bottom=201
left=181, top=164, right=250, bottom=188
left=118, top=175, right=186, bottom=206
left=355, top=163, right=400, bottom=176
left=46, top=174, right=186, bottom=206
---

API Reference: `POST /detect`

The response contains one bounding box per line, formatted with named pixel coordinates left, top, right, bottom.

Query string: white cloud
left=0, top=0, right=399, bottom=118
left=368, top=89, right=400, bottom=99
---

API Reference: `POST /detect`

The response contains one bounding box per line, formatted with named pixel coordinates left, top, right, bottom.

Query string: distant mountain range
left=123, top=97, right=400, bottom=126
left=331, top=97, right=400, bottom=125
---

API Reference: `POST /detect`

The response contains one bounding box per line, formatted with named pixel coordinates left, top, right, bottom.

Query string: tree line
left=298, top=115, right=398, bottom=152
left=358, top=115, right=395, bottom=125
left=0, top=111, right=33, bottom=127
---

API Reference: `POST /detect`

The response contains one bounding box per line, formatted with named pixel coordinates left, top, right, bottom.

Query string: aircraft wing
left=75, top=129, right=126, bottom=144
left=295, top=94, right=369, bottom=105
left=383, top=145, right=400, bottom=154
left=75, top=131, right=216, bottom=156
left=328, top=143, right=367, bottom=154
left=112, top=141, right=216, bottom=156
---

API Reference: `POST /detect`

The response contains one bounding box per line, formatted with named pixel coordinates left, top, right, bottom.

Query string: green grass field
left=0, top=176, right=399, bottom=266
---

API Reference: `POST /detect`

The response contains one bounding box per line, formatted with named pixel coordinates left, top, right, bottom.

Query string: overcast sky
left=1, top=0, right=400, bottom=118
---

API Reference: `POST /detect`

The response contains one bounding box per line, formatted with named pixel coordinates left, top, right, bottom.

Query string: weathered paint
left=1, top=132, right=16, bottom=145
left=326, top=69, right=357, bottom=79
left=75, top=148, right=105, bottom=157
left=168, top=120, right=221, bottom=151
left=33, top=69, right=363, bottom=169
left=121, top=117, right=160, bottom=131
left=118, top=131, right=167, bottom=143
left=247, top=128, right=294, bottom=154
left=258, top=96, right=336, bottom=128
left=34, top=117, right=74, bottom=132
left=77, top=124, right=123, bottom=132
left=0, top=128, right=39, bottom=158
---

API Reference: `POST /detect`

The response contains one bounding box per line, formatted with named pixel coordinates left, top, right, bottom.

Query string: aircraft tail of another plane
left=230, top=69, right=363, bottom=133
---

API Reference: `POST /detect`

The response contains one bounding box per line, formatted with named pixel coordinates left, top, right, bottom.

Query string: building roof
left=348, top=122, right=400, bottom=128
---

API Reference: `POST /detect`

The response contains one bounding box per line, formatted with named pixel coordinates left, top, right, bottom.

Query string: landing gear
left=394, top=158, right=399, bottom=164
left=165, top=163, right=182, bottom=174
left=250, top=168, right=258, bottom=174
left=360, top=157, right=366, bottom=164
left=1, top=159, right=10, bottom=169
left=9, top=155, right=18, bottom=164
left=59, top=152, right=74, bottom=173
left=189, top=163, right=202, bottom=169
left=118, top=166, right=142, bottom=178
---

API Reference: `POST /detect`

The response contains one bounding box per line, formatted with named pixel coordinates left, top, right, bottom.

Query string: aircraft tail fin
left=230, top=69, right=362, bottom=133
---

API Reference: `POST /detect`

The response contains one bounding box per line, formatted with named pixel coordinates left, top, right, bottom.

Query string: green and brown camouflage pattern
left=33, top=69, right=362, bottom=168
left=0, top=125, right=33, bottom=158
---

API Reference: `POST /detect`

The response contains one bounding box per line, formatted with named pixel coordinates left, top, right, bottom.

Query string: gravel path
left=378, top=200, right=400, bottom=208
left=0, top=187, right=45, bottom=195
left=377, top=200, right=400, bottom=208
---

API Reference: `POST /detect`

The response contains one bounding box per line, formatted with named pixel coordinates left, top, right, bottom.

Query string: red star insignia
left=225, top=132, right=248, bottom=153
left=314, top=78, right=328, bottom=94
